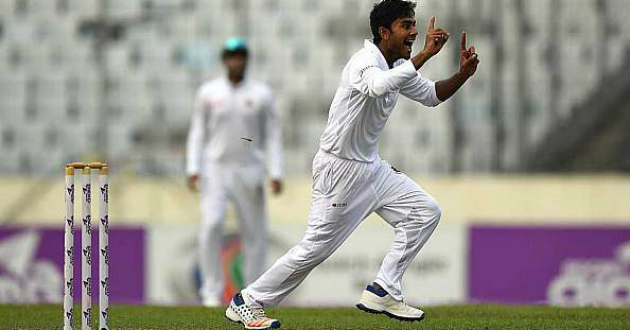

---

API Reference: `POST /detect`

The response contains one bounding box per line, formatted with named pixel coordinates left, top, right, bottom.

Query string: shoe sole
left=356, top=303, right=425, bottom=322
left=224, top=306, right=281, bottom=330
left=224, top=316, right=281, bottom=330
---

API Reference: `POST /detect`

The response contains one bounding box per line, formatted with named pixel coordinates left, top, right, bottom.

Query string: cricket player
left=186, top=37, right=284, bottom=307
left=225, top=0, right=479, bottom=328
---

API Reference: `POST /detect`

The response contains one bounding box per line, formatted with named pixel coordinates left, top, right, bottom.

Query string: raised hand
left=459, top=32, right=479, bottom=77
left=423, top=16, right=449, bottom=57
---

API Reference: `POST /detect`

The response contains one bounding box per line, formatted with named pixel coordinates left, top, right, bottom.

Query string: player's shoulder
left=347, top=47, right=380, bottom=74
left=350, top=48, right=379, bottom=66
left=248, top=80, right=274, bottom=97
left=197, top=78, right=224, bottom=94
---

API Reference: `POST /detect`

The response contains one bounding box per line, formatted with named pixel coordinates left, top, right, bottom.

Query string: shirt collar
left=222, top=75, right=249, bottom=89
left=364, top=39, right=389, bottom=70
left=363, top=39, right=409, bottom=69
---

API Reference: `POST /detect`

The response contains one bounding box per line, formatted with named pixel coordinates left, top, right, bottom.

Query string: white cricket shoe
left=356, top=284, right=425, bottom=321
left=225, top=293, right=281, bottom=329
left=202, top=296, right=221, bottom=308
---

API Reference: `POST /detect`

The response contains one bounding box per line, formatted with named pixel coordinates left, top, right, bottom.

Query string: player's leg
left=226, top=152, right=376, bottom=330
left=199, top=170, right=229, bottom=307
left=374, top=188, right=441, bottom=300
left=243, top=191, right=374, bottom=307
left=231, top=166, right=268, bottom=286
left=242, top=153, right=377, bottom=307
left=228, top=193, right=374, bottom=329
left=357, top=161, right=441, bottom=320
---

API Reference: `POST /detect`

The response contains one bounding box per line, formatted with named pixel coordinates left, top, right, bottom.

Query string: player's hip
left=311, top=149, right=384, bottom=196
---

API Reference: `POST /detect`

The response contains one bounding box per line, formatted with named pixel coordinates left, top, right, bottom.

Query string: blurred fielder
left=226, top=0, right=479, bottom=328
left=186, top=37, right=284, bottom=307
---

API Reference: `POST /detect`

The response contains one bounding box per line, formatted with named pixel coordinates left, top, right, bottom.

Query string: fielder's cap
left=223, top=37, right=248, bottom=53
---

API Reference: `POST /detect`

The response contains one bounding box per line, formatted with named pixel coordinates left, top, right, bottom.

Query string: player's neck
left=376, top=41, right=396, bottom=68
left=228, top=73, right=245, bottom=85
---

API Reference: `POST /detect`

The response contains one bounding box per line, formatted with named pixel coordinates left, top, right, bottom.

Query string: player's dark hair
left=370, top=0, right=416, bottom=45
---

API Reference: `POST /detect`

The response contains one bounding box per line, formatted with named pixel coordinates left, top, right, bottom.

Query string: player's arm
left=410, top=16, right=448, bottom=70
left=186, top=87, right=207, bottom=191
left=399, top=74, right=441, bottom=107
left=264, top=88, right=284, bottom=195
left=350, top=56, right=418, bottom=98
left=350, top=17, right=448, bottom=98
left=361, top=16, right=449, bottom=101
left=435, top=32, right=479, bottom=101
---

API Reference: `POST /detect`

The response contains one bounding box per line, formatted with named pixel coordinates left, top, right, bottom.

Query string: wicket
left=64, top=162, right=109, bottom=330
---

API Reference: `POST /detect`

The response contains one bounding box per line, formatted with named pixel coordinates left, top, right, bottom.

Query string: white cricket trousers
left=199, top=163, right=268, bottom=303
left=243, top=150, right=441, bottom=306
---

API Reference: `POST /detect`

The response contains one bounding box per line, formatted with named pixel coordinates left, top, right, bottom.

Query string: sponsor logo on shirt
left=391, top=166, right=403, bottom=174
left=359, top=65, right=378, bottom=77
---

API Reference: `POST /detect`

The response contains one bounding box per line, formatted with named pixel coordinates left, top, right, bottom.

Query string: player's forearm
left=435, top=72, right=469, bottom=101
left=186, top=119, right=205, bottom=175
left=359, top=63, right=416, bottom=98
left=410, top=51, right=432, bottom=71
left=185, top=142, right=203, bottom=175
left=266, top=132, right=284, bottom=179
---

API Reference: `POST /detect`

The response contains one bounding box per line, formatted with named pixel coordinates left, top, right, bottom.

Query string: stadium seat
left=0, top=0, right=629, bottom=175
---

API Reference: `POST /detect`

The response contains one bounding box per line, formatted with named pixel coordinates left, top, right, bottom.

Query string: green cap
left=224, top=37, right=248, bottom=52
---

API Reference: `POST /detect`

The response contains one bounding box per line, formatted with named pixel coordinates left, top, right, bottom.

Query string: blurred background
left=1, top=0, right=629, bottom=308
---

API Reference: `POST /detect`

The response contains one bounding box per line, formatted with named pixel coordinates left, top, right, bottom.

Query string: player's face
left=387, top=17, right=417, bottom=60
left=223, top=53, right=247, bottom=78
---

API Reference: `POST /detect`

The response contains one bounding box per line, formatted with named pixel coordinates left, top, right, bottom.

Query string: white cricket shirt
left=186, top=77, right=283, bottom=178
left=319, top=39, right=441, bottom=162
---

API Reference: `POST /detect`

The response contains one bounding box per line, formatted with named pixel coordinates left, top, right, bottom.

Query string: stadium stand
left=0, top=0, right=629, bottom=175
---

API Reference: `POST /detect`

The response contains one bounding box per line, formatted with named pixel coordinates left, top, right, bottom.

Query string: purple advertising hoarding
left=0, top=226, right=145, bottom=304
left=469, top=225, right=630, bottom=306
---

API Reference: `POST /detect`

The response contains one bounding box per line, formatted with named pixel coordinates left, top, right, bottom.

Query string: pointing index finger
left=429, top=16, right=436, bottom=32
left=461, top=31, right=467, bottom=51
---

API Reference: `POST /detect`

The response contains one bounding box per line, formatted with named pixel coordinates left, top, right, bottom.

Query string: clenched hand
left=459, top=32, right=479, bottom=77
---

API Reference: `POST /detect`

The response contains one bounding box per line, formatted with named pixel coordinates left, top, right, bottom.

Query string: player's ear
left=379, top=26, right=391, bottom=41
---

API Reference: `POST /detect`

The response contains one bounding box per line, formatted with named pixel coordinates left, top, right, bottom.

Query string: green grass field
left=2, top=304, right=629, bottom=330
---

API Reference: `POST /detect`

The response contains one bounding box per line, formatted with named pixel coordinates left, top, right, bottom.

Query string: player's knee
left=201, top=215, right=223, bottom=233
left=290, top=240, right=330, bottom=268
left=289, top=241, right=313, bottom=265
left=410, top=196, right=441, bottom=225
left=426, top=197, right=442, bottom=224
